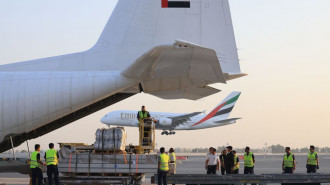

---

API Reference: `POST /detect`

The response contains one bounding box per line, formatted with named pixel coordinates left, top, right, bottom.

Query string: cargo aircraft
left=101, top=92, right=241, bottom=135
left=0, top=0, right=246, bottom=152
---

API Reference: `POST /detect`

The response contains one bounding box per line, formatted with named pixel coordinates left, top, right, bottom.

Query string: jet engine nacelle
left=158, top=118, right=173, bottom=126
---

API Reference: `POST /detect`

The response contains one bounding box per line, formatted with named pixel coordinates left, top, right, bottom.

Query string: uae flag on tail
left=162, top=0, right=190, bottom=8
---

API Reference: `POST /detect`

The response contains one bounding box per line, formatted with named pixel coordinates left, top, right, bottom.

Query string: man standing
left=30, top=144, right=46, bottom=185
left=169, top=148, right=176, bottom=174
left=45, top=143, right=60, bottom=185
left=244, top=147, right=255, bottom=174
left=225, top=146, right=234, bottom=174
left=169, top=148, right=176, bottom=185
left=282, top=147, right=295, bottom=174
left=158, top=147, right=169, bottom=185
left=219, top=149, right=227, bottom=175
left=137, top=105, right=151, bottom=125
left=233, top=150, right=240, bottom=174
left=205, top=147, right=220, bottom=174
left=307, top=145, right=319, bottom=173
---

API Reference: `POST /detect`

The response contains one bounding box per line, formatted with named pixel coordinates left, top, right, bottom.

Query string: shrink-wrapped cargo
left=94, top=127, right=127, bottom=151
left=58, top=147, right=158, bottom=174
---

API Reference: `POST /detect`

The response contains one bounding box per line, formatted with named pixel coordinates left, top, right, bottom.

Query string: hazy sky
left=0, top=0, right=329, bottom=151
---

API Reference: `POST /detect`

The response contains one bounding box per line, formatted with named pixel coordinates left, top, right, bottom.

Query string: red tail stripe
left=192, top=101, right=227, bottom=126
left=162, top=0, right=168, bottom=8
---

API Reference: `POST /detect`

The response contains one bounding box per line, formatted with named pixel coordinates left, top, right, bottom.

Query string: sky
left=0, top=0, right=329, bottom=151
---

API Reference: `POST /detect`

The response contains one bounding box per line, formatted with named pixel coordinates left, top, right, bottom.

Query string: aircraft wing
left=168, top=112, right=202, bottom=126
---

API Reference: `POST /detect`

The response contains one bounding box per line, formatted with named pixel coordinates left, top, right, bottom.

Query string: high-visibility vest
left=45, top=149, right=58, bottom=165
left=30, top=151, right=40, bottom=169
left=307, top=152, right=317, bottom=165
left=139, top=111, right=149, bottom=119
left=138, top=111, right=149, bottom=124
left=170, top=152, right=176, bottom=164
left=244, top=152, right=254, bottom=167
left=283, top=153, right=294, bottom=168
left=234, top=156, right=239, bottom=170
left=160, top=153, right=169, bottom=171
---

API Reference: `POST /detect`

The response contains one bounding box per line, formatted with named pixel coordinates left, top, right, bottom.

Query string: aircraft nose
left=100, top=114, right=109, bottom=124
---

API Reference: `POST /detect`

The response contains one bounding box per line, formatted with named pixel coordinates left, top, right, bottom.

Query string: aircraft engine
left=158, top=118, right=173, bottom=126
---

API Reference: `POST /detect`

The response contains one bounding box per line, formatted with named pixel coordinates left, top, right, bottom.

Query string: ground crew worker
left=219, top=149, right=227, bottom=175
left=30, top=144, right=46, bottom=185
left=307, top=145, right=319, bottom=173
left=158, top=147, right=169, bottom=185
left=282, top=147, right=296, bottom=174
left=224, top=146, right=234, bottom=174
left=169, top=148, right=176, bottom=185
left=233, top=151, right=239, bottom=174
left=137, top=105, right=151, bottom=125
left=169, top=148, right=176, bottom=174
left=45, top=143, right=60, bottom=185
left=244, top=146, right=255, bottom=174
left=205, top=147, right=220, bottom=174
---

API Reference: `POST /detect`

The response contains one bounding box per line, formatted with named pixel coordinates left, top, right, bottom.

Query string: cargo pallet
left=46, top=173, right=145, bottom=185
left=55, top=147, right=157, bottom=185
left=153, top=173, right=330, bottom=185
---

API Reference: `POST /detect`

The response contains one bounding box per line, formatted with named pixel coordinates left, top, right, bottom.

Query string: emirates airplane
left=0, top=0, right=245, bottom=152
left=101, top=92, right=241, bottom=135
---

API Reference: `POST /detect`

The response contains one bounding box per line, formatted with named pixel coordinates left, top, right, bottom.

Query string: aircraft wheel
left=161, top=132, right=164, bottom=135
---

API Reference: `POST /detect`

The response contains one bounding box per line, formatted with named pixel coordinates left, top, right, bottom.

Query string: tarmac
left=1, top=154, right=330, bottom=185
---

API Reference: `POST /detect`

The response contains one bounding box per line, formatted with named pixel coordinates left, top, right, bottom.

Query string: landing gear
left=161, top=131, right=168, bottom=135
left=161, top=131, right=176, bottom=135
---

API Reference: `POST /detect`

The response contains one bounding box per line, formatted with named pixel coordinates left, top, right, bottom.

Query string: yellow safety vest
left=139, top=111, right=149, bottom=119
left=30, top=151, right=40, bottom=169
left=170, top=152, right=176, bottom=164
left=234, top=156, right=239, bottom=170
left=45, top=149, right=58, bottom=165
left=160, top=153, right=169, bottom=171
left=138, top=111, right=149, bottom=124
left=307, top=152, right=317, bottom=165
left=244, top=152, right=254, bottom=167
left=283, top=153, right=294, bottom=168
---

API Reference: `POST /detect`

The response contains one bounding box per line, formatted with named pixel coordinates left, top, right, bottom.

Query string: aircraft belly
left=0, top=71, right=134, bottom=142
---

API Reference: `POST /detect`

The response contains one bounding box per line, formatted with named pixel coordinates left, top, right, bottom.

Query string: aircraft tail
left=192, top=91, right=241, bottom=126
left=212, top=91, right=241, bottom=118
left=0, top=0, right=244, bottom=79
left=93, top=0, right=242, bottom=73
left=0, top=0, right=244, bottom=100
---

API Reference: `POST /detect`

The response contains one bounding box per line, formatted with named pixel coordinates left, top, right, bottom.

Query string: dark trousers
left=225, top=167, right=233, bottom=174
left=158, top=170, right=168, bottom=185
left=307, top=165, right=317, bottom=173
left=31, top=168, right=43, bottom=185
left=233, top=169, right=239, bottom=174
left=47, top=165, right=59, bottom=185
left=244, top=167, right=256, bottom=185
left=244, top=167, right=254, bottom=174
left=207, top=165, right=217, bottom=174
left=284, top=167, right=293, bottom=173
left=221, top=166, right=226, bottom=175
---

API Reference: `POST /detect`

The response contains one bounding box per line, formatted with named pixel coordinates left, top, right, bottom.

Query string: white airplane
left=101, top=92, right=241, bottom=135
left=0, top=0, right=246, bottom=153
